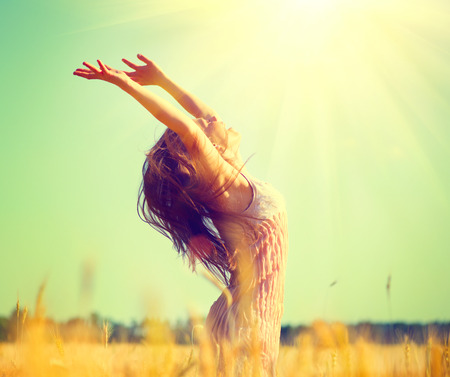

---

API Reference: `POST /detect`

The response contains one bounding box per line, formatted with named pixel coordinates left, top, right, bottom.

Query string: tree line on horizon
left=1, top=308, right=448, bottom=346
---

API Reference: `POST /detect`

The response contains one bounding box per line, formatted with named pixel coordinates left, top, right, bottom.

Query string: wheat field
left=1, top=316, right=449, bottom=377
left=1, top=296, right=449, bottom=377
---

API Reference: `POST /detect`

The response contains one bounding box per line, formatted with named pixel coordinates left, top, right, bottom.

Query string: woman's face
left=194, top=117, right=241, bottom=158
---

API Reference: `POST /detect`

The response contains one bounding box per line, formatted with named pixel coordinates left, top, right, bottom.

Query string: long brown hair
left=137, top=129, right=239, bottom=286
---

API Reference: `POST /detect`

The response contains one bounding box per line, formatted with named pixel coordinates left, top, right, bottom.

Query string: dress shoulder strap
left=241, top=174, right=285, bottom=220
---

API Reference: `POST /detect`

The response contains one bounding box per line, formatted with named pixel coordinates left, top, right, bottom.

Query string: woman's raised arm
left=74, top=59, right=251, bottom=211
left=73, top=60, right=199, bottom=149
left=73, top=60, right=248, bottom=198
left=121, top=54, right=221, bottom=121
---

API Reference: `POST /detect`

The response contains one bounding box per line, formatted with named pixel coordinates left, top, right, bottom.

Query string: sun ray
left=62, top=1, right=208, bottom=35
left=73, top=0, right=450, bottom=247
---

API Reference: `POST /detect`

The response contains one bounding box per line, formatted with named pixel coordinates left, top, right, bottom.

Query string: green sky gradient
left=1, top=0, right=449, bottom=325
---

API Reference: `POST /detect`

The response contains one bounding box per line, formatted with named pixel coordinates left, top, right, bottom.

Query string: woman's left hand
left=73, top=60, right=132, bottom=88
left=121, top=54, right=165, bottom=86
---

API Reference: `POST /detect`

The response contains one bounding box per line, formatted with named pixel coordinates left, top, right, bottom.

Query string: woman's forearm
left=118, top=55, right=219, bottom=120
left=119, top=79, right=196, bottom=139
left=159, top=74, right=221, bottom=121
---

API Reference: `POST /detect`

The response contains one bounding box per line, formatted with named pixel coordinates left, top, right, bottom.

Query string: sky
left=1, top=0, right=449, bottom=326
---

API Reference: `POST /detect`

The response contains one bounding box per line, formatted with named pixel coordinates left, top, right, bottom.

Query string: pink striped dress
left=205, top=175, right=288, bottom=376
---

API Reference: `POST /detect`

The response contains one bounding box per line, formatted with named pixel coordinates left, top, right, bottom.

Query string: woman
left=73, top=55, right=288, bottom=376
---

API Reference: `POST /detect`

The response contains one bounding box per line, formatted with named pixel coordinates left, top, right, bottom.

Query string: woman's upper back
left=213, top=174, right=287, bottom=270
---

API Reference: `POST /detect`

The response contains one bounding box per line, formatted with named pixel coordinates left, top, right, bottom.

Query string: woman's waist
left=208, top=286, right=285, bottom=326
left=227, top=272, right=286, bottom=300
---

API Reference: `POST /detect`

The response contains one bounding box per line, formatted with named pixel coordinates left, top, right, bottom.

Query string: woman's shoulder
left=241, top=174, right=286, bottom=220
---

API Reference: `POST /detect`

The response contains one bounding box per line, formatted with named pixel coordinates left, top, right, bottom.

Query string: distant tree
left=172, top=318, right=193, bottom=345
left=111, top=322, right=130, bottom=343
left=89, top=312, right=101, bottom=328
left=6, top=309, right=19, bottom=341
left=0, top=316, right=9, bottom=341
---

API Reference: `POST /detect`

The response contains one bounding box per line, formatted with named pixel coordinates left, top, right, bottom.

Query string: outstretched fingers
left=74, top=59, right=131, bottom=85
left=83, top=61, right=101, bottom=73
left=73, top=66, right=97, bottom=79
left=73, top=61, right=103, bottom=80
left=73, top=69, right=91, bottom=79
left=97, top=59, right=108, bottom=74
left=122, top=58, right=139, bottom=70
left=137, top=53, right=151, bottom=64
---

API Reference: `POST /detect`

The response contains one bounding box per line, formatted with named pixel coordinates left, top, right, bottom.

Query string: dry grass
left=1, top=327, right=449, bottom=377
left=3, top=287, right=448, bottom=376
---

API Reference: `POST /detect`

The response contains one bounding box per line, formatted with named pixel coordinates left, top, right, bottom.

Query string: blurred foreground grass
left=1, top=289, right=448, bottom=376
left=1, top=333, right=448, bottom=376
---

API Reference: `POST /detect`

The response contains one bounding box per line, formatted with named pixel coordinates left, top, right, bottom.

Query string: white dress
left=205, top=175, right=288, bottom=376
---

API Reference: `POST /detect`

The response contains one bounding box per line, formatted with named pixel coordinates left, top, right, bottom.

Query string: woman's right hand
left=73, top=60, right=133, bottom=89
left=121, top=54, right=165, bottom=86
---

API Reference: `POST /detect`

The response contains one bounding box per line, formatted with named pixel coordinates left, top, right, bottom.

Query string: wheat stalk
left=102, top=320, right=113, bottom=348
left=21, top=306, right=27, bottom=344
left=404, top=335, right=411, bottom=375
left=426, top=337, right=432, bottom=377
left=16, top=298, right=20, bottom=344
left=52, top=326, right=65, bottom=358
left=443, top=333, right=449, bottom=377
